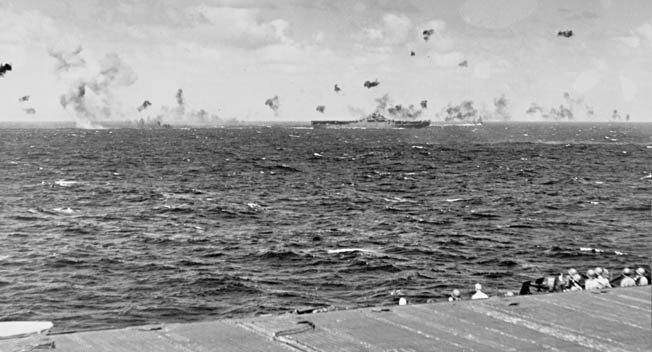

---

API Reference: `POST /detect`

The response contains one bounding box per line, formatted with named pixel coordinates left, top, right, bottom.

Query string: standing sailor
left=635, top=268, right=649, bottom=286
left=620, top=268, right=636, bottom=287
left=471, top=283, right=489, bottom=300
left=594, top=267, right=611, bottom=289
left=584, top=269, right=599, bottom=290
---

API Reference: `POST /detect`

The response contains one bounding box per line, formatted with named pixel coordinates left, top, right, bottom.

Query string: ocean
left=1, top=122, right=650, bottom=333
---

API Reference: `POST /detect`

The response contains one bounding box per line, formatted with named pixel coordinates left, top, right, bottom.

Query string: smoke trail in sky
left=525, top=92, right=598, bottom=120
left=18, top=95, right=36, bottom=116
left=348, top=105, right=366, bottom=118
left=176, top=89, right=184, bottom=107
left=265, top=95, right=280, bottom=116
left=59, top=84, right=88, bottom=118
left=137, top=100, right=152, bottom=112
left=151, top=88, right=232, bottom=126
left=493, top=95, right=510, bottom=120
left=371, top=94, right=425, bottom=119
left=438, top=100, right=483, bottom=124
left=316, top=105, right=325, bottom=113
left=58, top=52, right=138, bottom=123
left=175, top=89, right=185, bottom=118
left=48, top=46, right=85, bottom=72
left=387, top=104, right=423, bottom=119
left=373, top=94, right=390, bottom=112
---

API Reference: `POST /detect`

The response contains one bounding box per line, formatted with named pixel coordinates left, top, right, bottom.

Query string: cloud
left=58, top=52, right=138, bottom=123
left=617, top=35, right=640, bottom=48
left=312, top=31, right=325, bottom=43
left=619, top=74, right=637, bottom=102
left=354, top=13, right=412, bottom=45
left=459, top=0, right=538, bottom=29
left=617, top=22, right=652, bottom=49
left=430, top=51, right=465, bottom=68
left=0, top=7, right=61, bottom=49
left=572, top=69, right=601, bottom=94
left=360, top=28, right=384, bottom=41
left=180, top=5, right=290, bottom=48
left=256, top=43, right=305, bottom=64
left=635, top=23, right=652, bottom=46
left=566, top=10, right=599, bottom=21
left=473, top=59, right=510, bottom=79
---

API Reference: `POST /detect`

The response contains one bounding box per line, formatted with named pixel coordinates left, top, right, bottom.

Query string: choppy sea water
left=1, top=122, right=651, bottom=332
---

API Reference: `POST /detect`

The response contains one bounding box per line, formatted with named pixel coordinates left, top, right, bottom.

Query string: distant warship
left=311, top=112, right=430, bottom=129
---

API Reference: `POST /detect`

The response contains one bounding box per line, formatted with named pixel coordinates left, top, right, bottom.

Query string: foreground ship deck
left=4, top=286, right=650, bottom=351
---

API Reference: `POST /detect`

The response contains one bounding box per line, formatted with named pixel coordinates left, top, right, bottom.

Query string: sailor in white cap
left=565, top=268, right=584, bottom=289
left=635, top=267, right=649, bottom=286
left=594, top=267, right=611, bottom=289
left=471, top=283, right=488, bottom=300
left=569, top=274, right=583, bottom=290
left=620, top=268, right=636, bottom=287
left=584, top=269, right=599, bottom=290
left=448, top=289, right=461, bottom=302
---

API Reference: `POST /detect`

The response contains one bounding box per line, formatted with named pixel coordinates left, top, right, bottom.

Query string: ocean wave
left=2, top=124, right=651, bottom=331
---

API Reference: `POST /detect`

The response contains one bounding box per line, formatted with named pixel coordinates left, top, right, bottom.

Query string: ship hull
left=311, top=120, right=430, bottom=129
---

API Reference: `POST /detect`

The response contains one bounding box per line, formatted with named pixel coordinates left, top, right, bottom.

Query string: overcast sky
left=1, top=0, right=651, bottom=122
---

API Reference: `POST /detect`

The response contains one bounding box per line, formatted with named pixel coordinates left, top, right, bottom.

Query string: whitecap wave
left=327, top=248, right=379, bottom=254
left=54, top=179, right=78, bottom=187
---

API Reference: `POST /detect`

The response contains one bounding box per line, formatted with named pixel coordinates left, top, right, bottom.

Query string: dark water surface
left=1, top=122, right=651, bottom=332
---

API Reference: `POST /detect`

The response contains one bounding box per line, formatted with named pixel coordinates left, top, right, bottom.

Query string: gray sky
left=1, top=0, right=651, bottom=122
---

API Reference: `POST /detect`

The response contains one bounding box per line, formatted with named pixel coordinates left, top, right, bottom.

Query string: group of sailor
left=439, top=266, right=649, bottom=303
left=567, top=266, right=648, bottom=291
left=616, top=267, right=649, bottom=287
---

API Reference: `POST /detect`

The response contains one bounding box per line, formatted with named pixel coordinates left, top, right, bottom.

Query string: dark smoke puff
left=24, top=108, right=36, bottom=115
left=59, top=84, right=88, bottom=117
left=174, top=89, right=185, bottom=118
left=420, top=100, right=428, bottom=109
left=19, top=95, right=30, bottom=102
left=372, top=94, right=424, bottom=120
left=557, top=30, right=573, bottom=38
left=422, top=29, right=435, bottom=41
left=58, top=52, right=137, bottom=122
left=443, top=101, right=480, bottom=122
left=458, top=60, right=468, bottom=67
left=316, top=105, right=325, bottom=113
left=137, top=100, right=152, bottom=112
left=388, top=104, right=423, bottom=119
left=265, top=96, right=280, bottom=115
left=363, top=80, right=380, bottom=88
left=493, top=95, right=510, bottom=120
left=374, top=94, right=391, bottom=111
left=0, top=63, right=12, bottom=77
left=176, top=89, right=184, bottom=106
left=525, top=103, right=544, bottom=115
left=334, top=84, right=341, bottom=93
